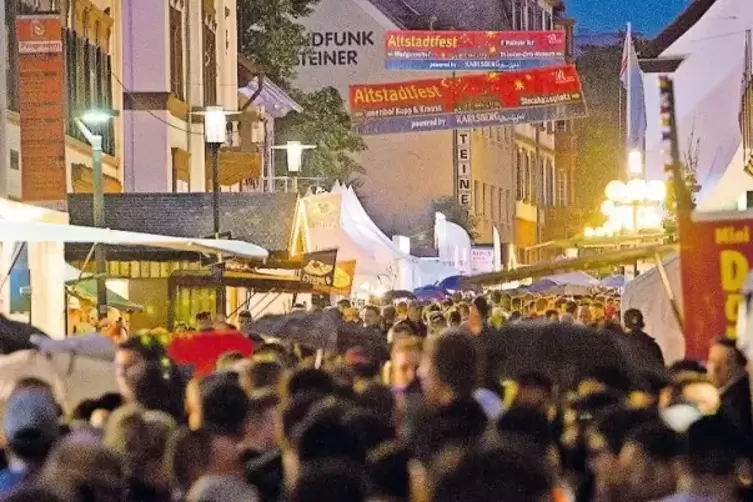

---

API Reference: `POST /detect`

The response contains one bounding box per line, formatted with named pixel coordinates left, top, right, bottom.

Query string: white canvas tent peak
left=0, top=219, right=269, bottom=260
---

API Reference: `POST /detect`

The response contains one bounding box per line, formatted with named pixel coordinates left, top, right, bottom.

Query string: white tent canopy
left=0, top=219, right=268, bottom=260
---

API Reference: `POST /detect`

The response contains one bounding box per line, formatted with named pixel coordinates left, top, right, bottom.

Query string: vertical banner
left=300, top=249, right=339, bottom=288
left=16, top=14, right=66, bottom=201
left=456, top=129, right=472, bottom=209
left=679, top=212, right=753, bottom=360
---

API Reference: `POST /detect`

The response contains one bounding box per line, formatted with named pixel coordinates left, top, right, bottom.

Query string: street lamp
left=74, top=108, right=118, bottom=321
left=203, top=106, right=228, bottom=317
left=272, top=141, right=316, bottom=192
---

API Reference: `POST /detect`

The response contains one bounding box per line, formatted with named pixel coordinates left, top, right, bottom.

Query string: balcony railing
left=242, top=176, right=328, bottom=194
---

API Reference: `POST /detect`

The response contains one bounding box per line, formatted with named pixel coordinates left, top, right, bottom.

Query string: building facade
left=292, top=0, right=518, bottom=246
left=640, top=0, right=753, bottom=210
left=0, top=0, right=267, bottom=201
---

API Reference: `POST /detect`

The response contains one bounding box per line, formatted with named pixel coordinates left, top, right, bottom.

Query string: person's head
left=362, top=305, right=381, bottom=328
left=496, top=405, right=558, bottom=469
left=618, top=421, right=681, bottom=501
left=187, top=475, right=261, bottom=502
left=391, top=337, right=423, bottom=390
left=586, top=407, right=657, bottom=494
left=427, top=311, right=448, bottom=336
left=3, top=388, right=60, bottom=467
left=659, top=373, right=720, bottom=415
left=284, top=368, right=335, bottom=400
left=287, top=400, right=365, bottom=486
left=564, top=300, right=578, bottom=316
left=577, top=305, right=592, bottom=324
left=707, top=337, right=748, bottom=389
left=195, top=311, right=213, bottom=331
left=286, top=459, right=367, bottom=502
left=246, top=390, right=281, bottom=453
left=382, top=305, right=397, bottom=324
left=201, top=379, right=249, bottom=439
left=240, top=358, right=284, bottom=394
left=237, top=310, right=253, bottom=331
left=407, top=303, right=422, bottom=322
left=104, top=404, right=176, bottom=485
left=216, top=351, right=246, bottom=372
left=418, top=331, right=481, bottom=405
left=544, top=309, right=559, bottom=321
left=167, top=427, right=213, bottom=494
left=578, top=366, right=632, bottom=396
left=337, top=299, right=352, bottom=313
left=344, top=407, right=395, bottom=453
left=368, top=441, right=411, bottom=501
left=429, top=444, right=553, bottom=502
left=680, top=415, right=750, bottom=485
left=514, top=372, right=555, bottom=413
left=396, top=301, right=409, bottom=318
left=470, top=296, right=490, bottom=330
left=590, top=302, right=605, bottom=321
left=389, top=320, right=418, bottom=343
left=115, top=336, right=168, bottom=402
left=623, top=308, right=645, bottom=332
left=445, top=310, right=461, bottom=328
left=39, top=435, right=124, bottom=501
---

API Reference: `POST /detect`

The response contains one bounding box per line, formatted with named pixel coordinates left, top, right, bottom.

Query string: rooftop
left=67, top=192, right=299, bottom=253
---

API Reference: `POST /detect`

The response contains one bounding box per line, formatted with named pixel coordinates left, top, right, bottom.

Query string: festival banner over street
left=384, top=30, right=566, bottom=71
left=349, top=65, right=587, bottom=135
left=679, top=211, right=753, bottom=360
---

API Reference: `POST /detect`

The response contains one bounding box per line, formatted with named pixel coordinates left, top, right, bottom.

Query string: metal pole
left=92, top=136, right=107, bottom=321
left=0, top=0, right=9, bottom=198
left=212, top=143, right=225, bottom=316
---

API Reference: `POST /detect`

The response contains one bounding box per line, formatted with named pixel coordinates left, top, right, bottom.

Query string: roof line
left=640, top=0, right=719, bottom=58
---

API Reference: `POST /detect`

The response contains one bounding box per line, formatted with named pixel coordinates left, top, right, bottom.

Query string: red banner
left=679, top=212, right=753, bottom=360
left=17, top=14, right=66, bottom=201
left=349, top=65, right=586, bottom=134
left=384, top=30, right=566, bottom=71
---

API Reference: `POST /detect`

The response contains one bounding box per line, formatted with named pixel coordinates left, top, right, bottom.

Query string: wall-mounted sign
left=471, top=246, right=495, bottom=274
left=456, top=130, right=472, bottom=209
left=300, top=30, right=375, bottom=67
left=384, top=30, right=566, bottom=71
left=349, top=65, right=587, bottom=135
left=17, top=14, right=66, bottom=201
left=300, top=249, right=339, bottom=288
left=304, top=193, right=342, bottom=230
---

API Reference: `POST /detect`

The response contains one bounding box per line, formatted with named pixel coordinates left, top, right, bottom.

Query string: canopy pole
left=654, top=252, right=684, bottom=331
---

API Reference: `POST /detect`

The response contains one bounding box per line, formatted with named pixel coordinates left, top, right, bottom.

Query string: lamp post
left=272, top=141, right=316, bottom=192
left=203, top=106, right=228, bottom=317
left=74, top=109, right=118, bottom=321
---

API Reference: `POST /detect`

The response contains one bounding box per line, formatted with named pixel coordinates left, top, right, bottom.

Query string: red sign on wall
left=17, top=14, right=67, bottom=202
left=679, top=212, right=753, bottom=360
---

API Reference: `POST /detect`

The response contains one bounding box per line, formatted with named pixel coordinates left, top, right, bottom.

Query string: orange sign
left=17, top=14, right=66, bottom=201
left=679, top=212, right=753, bottom=360
left=318, top=260, right=357, bottom=296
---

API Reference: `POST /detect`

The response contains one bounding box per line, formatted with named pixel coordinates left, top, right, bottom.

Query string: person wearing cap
left=623, top=308, right=665, bottom=367
left=0, top=388, right=60, bottom=496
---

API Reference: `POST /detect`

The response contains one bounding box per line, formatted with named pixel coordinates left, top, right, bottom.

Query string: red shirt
left=167, top=331, right=254, bottom=376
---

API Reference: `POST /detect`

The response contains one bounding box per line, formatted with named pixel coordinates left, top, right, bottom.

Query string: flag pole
left=625, top=22, right=632, bottom=160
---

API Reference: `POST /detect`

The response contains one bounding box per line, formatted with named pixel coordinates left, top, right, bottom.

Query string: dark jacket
left=720, top=375, right=753, bottom=440
left=627, top=329, right=665, bottom=367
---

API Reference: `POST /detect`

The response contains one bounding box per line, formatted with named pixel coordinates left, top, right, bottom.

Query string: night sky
left=567, top=0, right=693, bottom=36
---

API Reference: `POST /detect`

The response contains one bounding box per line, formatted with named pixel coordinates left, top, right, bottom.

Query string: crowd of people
left=0, top=291, right=750, bottom=502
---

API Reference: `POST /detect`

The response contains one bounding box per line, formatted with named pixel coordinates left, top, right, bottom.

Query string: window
left=524, top=154, right=531, bottom=202
left=10, top=150, right=19, bottom=171
left=482, top=183, right=487, bottom=217
left=5, top=0, right=19, bottom=111
left=544, top=11, right=552, bottom=30
left=557, top=170, right=568, bottom=206
left=547, top=162, right=556, bottom=207
left=489, top=184, right=495, bottom=220
left=169, top=6, right=185, bottom=100
left=498, top=188, right=503, bottom=221
left=742, top=37, right=753, bottom=173
left=513, top=0, right=525, bottom=30
left=516, top=150, right=523, bottom=200
left=203, top=23, right=218, bottom=105
left=474, top=180, right=480, bottom=214
left=527, top=3, right=536, bottom=31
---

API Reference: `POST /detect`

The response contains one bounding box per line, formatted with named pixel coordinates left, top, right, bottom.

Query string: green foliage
left=236, top=0, right=321, bottom=87
left=431, top=196, right=480, bottom=241
left=575, top=41, right=625, bottom=213
left=237, top=0, right=366, bottom=188
left=664, top=129, right=700, bottom=237
left=275, top=87, right=367, bottom=187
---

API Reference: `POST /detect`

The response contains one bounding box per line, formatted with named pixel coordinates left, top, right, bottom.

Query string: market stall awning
left=64, top=264, right=143, bottom=313
left=0, top=219, right=268, bottom=260
left=462, top=244, right=678, bottom=286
